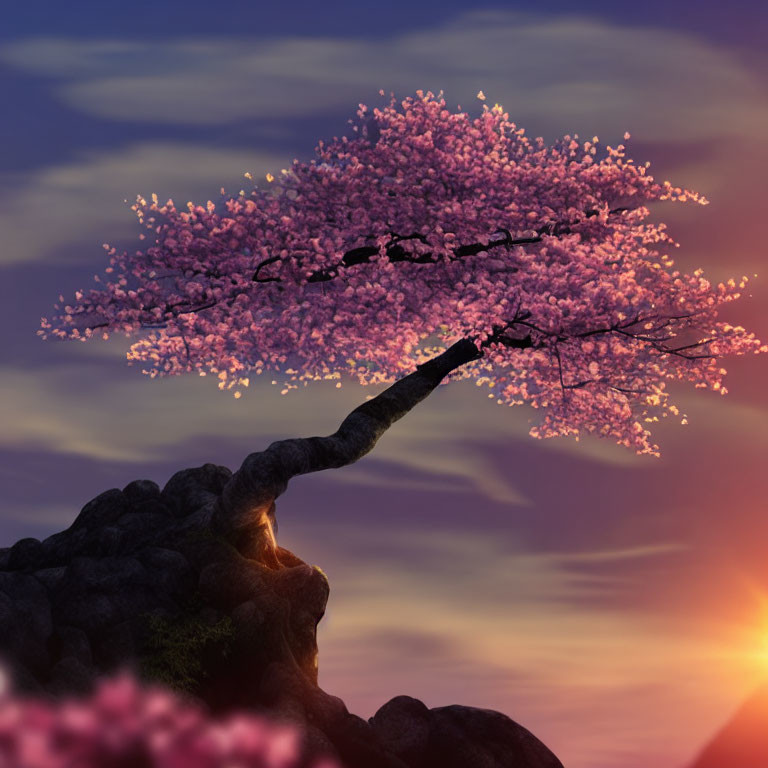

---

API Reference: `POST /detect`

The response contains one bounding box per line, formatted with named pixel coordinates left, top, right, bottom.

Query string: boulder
left=369, top=696, right=564, bottom=768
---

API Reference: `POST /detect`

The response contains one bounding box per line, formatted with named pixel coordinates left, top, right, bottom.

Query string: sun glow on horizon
left=754, top=623, right=768, bottom=673
left=732, top=588, right=768, bottom=680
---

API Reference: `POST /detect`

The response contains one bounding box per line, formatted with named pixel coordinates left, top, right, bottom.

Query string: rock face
left=0, top=464, right=563, bottom=768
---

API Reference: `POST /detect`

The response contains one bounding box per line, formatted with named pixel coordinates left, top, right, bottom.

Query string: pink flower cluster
left=42, top=90, right=765, bottom=455
left=0, top=673, right=335, bottom=768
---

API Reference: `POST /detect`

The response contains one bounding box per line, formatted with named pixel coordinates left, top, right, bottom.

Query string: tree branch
left=82, top=207, right=632, bottom=331
left=286, top=207, right=633, bottom=284
left=304, top=231, right=539, bottom=283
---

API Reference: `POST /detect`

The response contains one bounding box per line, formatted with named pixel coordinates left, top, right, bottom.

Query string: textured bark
left=214, top=338, right=481, bottom=550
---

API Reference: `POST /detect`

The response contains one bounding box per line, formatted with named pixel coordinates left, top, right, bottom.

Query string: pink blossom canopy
left=42, top=91, right=765, bottom=455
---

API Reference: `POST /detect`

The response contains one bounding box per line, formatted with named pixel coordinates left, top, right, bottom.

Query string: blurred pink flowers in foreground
left=0, top=671, right=337, bottom=768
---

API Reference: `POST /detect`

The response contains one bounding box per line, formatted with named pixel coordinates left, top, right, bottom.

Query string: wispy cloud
left=2, top=11, right=766, bottom=141
left=553, top=542, right=688, bottom=563
left=0, top=338, right=673, bottom=519
left=8, top=345, right=767, bottom=496
left=288, top=522, right=731, bottom=768
left=0, top=143, right=286, bottom=264
left=317, top=458, right=530, bottom=506
left=0, top=362, right=537, bottom=501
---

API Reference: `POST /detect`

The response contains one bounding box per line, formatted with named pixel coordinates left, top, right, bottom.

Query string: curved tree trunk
left=213, top=338, right=482, bottom=553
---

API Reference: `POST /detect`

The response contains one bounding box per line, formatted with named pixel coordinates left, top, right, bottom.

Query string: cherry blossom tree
left=42, top=90, right=764, bottom=523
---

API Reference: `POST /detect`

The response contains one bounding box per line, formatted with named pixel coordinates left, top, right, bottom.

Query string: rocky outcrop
left=0, top=464, right=563, bottom=768
left=370, top=696, right=563, bottom=768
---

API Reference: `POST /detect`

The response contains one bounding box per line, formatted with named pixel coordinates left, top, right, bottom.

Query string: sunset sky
left=1, top=2, right=768, bottom=767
